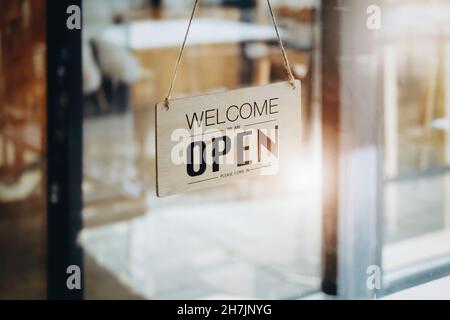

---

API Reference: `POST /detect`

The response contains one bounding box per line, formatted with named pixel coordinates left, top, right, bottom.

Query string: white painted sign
left=155, top=80, right=301, bottom=197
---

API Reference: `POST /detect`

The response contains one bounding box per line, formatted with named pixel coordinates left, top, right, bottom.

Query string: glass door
left=80, top=0, right=323, bottom=299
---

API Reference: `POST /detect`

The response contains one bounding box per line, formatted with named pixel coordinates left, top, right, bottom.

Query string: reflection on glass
left=81, top=0, right=321, bottom=299
left=0, top=0, right=47, bottom=299
left=382, top=1, right=450, bottom=288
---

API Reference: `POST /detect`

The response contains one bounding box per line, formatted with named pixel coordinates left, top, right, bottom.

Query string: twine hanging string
left=265, top=0, right=296, bottom=88
left=164, top=0, right=296, bottom=110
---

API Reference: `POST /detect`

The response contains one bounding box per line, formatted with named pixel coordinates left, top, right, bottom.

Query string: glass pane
left=82, top=0, right=322, bottom=299
left=382, top=1, right=450, bottom=291
left=0, top=0, right=47, bottom=299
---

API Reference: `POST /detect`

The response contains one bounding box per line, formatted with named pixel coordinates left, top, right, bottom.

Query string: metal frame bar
left=47, top=0, right=83, bottom=300
left=321, top=0, right=384, bottom=299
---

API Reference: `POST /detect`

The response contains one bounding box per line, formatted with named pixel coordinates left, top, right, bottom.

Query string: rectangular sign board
left=155, top=80, right=301, bottom=197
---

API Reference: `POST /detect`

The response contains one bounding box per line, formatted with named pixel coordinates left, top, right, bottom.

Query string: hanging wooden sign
left=155, top=0, right=301, bottom=197
left=155, top=80, right=301, bottom=197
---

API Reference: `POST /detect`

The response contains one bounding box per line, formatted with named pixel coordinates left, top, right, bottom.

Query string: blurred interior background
left=1, top=0, right=450, bottom=299
left=80, top=0, right=322, bottom=300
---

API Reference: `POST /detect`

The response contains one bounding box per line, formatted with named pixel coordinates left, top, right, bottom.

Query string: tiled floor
left=0, top=199, right=46, bottom=300
left=82, top=193, right=322, bottom=299
left=2, top=112, right=450, bottom=299
left=81, top=111, right=323, bottom=299
left=384, top=173, right=450, bottom=243
left=80, top=109, right=450, bottom=299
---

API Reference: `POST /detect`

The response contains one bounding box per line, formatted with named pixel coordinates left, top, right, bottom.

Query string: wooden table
left=94, top=18, right=280, bottom=104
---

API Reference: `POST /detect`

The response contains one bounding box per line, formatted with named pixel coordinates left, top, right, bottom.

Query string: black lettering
left=187, top=141, right=207, bottom=177
left=237, top=131, right=252, bottom=167
left=212, top=136, right=231, bottom=172
left=217, top=109, right=226, bottom=125
left=226, top=105, right=239, bottom=122
left=254, top=100, right=268, bottom=116
left=205, top=109, right=215, bottom=127
left=240, top=103, right=252, bottom=119
left=269, top=98, right=279, bottom=114
left=186, top=111, right=205, bottom=130
left=258, top=126, right=279, bottom=162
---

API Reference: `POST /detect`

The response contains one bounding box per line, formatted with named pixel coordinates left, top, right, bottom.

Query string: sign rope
left=164, top=0, right=296, bottom=110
